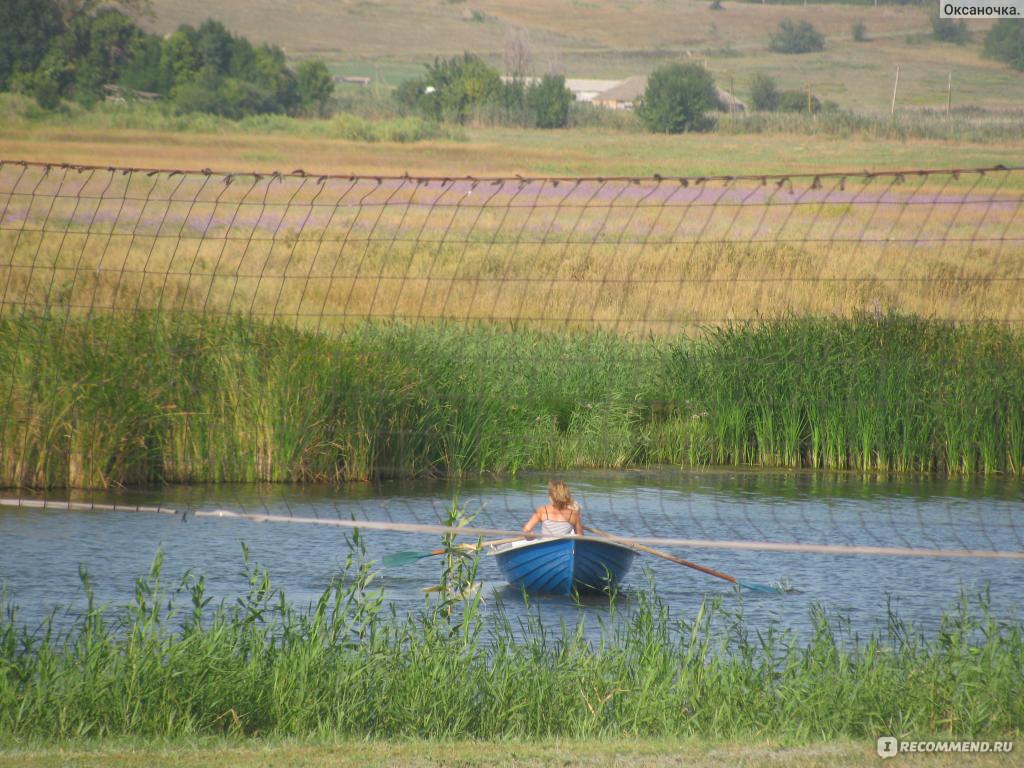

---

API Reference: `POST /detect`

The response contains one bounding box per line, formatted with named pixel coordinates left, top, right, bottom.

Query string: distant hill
left=147, top=0, right=1022, bottom=114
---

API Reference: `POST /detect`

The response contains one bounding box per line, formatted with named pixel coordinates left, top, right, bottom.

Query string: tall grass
left=6, top=93, right=1023, bottom=145
left=0, top=542, right=1021, bottom=742
left=1, top=313, right=1022, bottom=488
left=715, top=107, right=1024, bottom=143
left=0, top=94, right=464, bottom=143
left=665, top=315, right=1024, bottom=475
left=0, top=313, right=659, bottom=487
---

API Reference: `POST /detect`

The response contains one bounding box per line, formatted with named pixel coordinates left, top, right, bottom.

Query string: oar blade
left=383, top=550, right=434, bottom=567
left=738, top=580, right=796, bottom=595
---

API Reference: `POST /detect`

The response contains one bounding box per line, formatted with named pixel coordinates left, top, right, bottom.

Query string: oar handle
left=585, top=525, right=739, bottom=586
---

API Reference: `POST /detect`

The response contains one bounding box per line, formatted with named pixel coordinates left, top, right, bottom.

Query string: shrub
left=749, top=73, right=780, bottom=111
left=929, top=8, right=970, bottom=44
left=769, top=20, right=825, bottom=54
left=984, top=20, right=1024, bottom=70
left=710, top=0, right=723, bottom=9
left=0, top=0, right=62, bottom=90
left=418, top=53, right=502, bottom=123
left=637, top=62, right=718, bottom=134
left=777, top=89, right=821, bottom=114
left=567, top=101, right=643, bottom=131
left=526, top=74, right=572, bottom=128
left=295, top=60, right=334, bottom=117
left=852, top=21, right=868, bottom=42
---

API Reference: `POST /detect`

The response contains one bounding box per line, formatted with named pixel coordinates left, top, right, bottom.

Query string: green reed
left=666, top=314, right=1024, bottom=475
left=0, top=312, right=1021, bottom=488
left=0, top=541, right=1021, bottom=743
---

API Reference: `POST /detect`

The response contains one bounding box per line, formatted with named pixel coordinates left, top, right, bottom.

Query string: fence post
left=891, top=65, right=900, bottom=116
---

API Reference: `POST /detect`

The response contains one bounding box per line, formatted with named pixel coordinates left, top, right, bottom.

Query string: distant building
left=333, top=76, right=372, bottom=86
left=591, top=76, right=647, bottom=110
left=563, top=79, right=625, bottom=103
left=500, top=75, right=746, bottom=112
left=715, top=87, right=746, bottom=113
left=103, top=84, right=160, bottom=103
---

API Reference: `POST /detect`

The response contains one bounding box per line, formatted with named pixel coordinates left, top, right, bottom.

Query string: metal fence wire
left=1, top=161, right=1022, bottom=331
left=1, top=160, right=1022, bottom=559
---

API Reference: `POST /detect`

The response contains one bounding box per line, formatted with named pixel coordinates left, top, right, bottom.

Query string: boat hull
left=492, top=537, right=635, bottom=596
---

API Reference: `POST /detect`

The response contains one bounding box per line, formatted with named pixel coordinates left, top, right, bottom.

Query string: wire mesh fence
left=2, top=161, right=1022, bottom=331
left=1, top=159, right=1022, bottom=559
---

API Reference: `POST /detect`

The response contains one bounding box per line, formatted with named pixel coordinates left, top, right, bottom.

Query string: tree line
left=394, top=54, right=573, bottom=128
left=0, top=0, right=334, bottom=116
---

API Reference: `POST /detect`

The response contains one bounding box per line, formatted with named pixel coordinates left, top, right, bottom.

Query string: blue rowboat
left=490, top=536, right=636, bottom=595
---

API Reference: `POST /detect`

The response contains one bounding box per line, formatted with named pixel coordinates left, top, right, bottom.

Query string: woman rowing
left=522, top=480, right=583, bottom=538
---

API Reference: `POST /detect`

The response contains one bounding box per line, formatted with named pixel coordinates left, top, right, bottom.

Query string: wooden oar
left=584, top=525, right=790, bottom=594
left=383, top=537, right=522, bottom=568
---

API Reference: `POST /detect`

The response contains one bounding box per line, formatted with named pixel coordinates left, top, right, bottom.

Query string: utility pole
left=946, top=71, right=952, bottom=115
left=890, top=65, right=900, bottom=116
left=807, top=83, right=812, bottom=115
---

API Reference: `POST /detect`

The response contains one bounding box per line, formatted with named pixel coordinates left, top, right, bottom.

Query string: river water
left=1, top=468, right=1022, bottom=641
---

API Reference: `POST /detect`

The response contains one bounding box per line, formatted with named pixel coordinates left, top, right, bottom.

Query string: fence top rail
left=2, top=159, right=1022, bottom=186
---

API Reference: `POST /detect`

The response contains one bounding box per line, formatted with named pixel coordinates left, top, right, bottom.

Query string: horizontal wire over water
left=3, top=497, right=1021, bottom=560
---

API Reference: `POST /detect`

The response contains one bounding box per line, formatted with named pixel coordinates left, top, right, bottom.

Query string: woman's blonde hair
left=548, top=479, right=575, bottom=510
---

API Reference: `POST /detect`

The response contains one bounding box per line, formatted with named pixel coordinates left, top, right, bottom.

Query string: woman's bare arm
left=522, top=508, right=543, bottom=535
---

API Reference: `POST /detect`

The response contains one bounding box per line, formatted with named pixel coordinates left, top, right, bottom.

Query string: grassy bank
left=4, top=113, right=1023, bottom=181
left=0, top=313, right=1021, bottom=489
left=0, top=546, right=1021, bottom=743
left=6, top=94, right=1024, bottom=146
left=0, top=95, right=464, bottom=144
left=3, top=739, right=1012, bottom=768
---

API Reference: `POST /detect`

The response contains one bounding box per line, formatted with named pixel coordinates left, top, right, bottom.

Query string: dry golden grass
left=2, top=123, right=1022, bottom=181
left=2, top=162, right=1021, bottom=335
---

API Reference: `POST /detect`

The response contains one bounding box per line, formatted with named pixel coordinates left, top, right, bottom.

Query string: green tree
left=423, top=53, right=501, bottom=123
left=0, top=0, right=63, bottom=90
left=929, top=7, right=969, bottom=44
left=71, top=9, right=143, bottom=104
left=984, top=20, right=1024, bottom=70
left=158, top=28, right=201, bottom=91
left=18, top=8, right=143, bottom=107
left=194, top=18, right=234, bottom=72
left=749, top=73, right=779, bottom=111
left=295, top=59, right=334, bottom=116
left=393, top=78, right=432, bottom=113
left=777, top=89, right=822, bottom=113
left=157, top=20, right=297, bottom=117
left=637, top=62, right=718, bottom=134
left=23, top=54, right=68, bottom=110
left=526, top=74, right=572, bottom=128
left=53, top=0, right=152, bottom=25
left=769, top=20, right=825, bottom=54
left=119, top=33, right=163, bottom=93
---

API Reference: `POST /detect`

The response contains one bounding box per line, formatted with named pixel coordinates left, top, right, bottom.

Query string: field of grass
left=1, top=314, right=1021, bottom=489
left=2, top=99, right=1022, bottom=181
left=0, top=544, right=1021, bottom=745
left=2, top=157, right=1021, bottom=335
left=144, top=0, right=1024, bottom=115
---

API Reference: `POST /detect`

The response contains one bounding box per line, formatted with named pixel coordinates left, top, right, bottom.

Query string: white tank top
left=540, top=504, right=577, bottom=537
left=541, top=519, right=575, bottom=537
